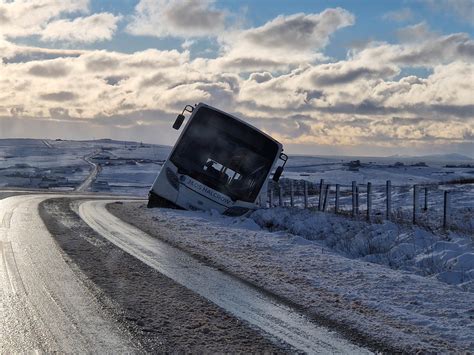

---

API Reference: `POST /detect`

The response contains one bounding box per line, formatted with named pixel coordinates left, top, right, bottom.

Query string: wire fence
left=265, top=178, right=473, bottom=234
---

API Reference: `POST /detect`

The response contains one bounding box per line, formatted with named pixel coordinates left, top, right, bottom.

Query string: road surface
left=0, top=194, right=137, bottom=353
left=79, top=199, right=368, bottom=354
left=76, top=152, right=100, bottom=192
left=0, top=192, right=370, bottom=353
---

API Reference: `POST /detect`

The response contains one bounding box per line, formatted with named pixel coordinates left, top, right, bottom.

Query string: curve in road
left=79, top=199, right=371, bottom=354
left=76, top=152, right=100, bottom=192
left=0, top=194, right=137, bottom=353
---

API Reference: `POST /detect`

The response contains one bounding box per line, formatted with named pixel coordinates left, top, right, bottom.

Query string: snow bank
left=110, top=202, right=474, bottom=352
left=251, top=207, right=474, bottom=291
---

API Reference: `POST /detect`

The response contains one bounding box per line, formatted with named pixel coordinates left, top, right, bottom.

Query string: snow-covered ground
left=284, top=154, right=474, bottom=185
left=252, top=208, right=474, bottom=290
left=109, top=202, right=474, bottom=352
left=0, top=139, right=170, bottom=195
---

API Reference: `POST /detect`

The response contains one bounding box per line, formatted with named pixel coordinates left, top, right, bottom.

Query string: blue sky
left=0, top=0, right=473, bottom=156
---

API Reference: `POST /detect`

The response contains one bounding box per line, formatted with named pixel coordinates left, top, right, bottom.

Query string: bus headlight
left=165, top=167, right=180, bottom=190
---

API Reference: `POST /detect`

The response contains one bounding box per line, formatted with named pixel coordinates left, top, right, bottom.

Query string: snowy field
left=0, top=138, right=472, bottom=230
left=0, top=138, right=170, bottom=194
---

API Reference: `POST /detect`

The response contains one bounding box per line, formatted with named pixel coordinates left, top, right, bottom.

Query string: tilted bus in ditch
left=148, top=103, right=288, bottom=216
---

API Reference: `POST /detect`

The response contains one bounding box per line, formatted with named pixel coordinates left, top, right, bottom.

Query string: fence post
left=318, top=179, right=324, bottom=211
left=335, top=184, right=340, bottom=213
left=323, top=184, right=330, bottom=211
left=413, top=185, right=418, bottom=224
left=278, top=185, right=283, bottom=207
left=367, top=182, right=372, bottom=222
left=290, top=180, right=294, bottom=207
left=268, top=186, right=273, bottom=208
left=304, top=181, right=308, bottom=209
left=355, top=185, right=359, bottom=217
left=352, top=181, right=357, bottom=217
left=424, top=188, right=428, bottom=211
left=443, top=191, right=450, bottom=229
left=386, top=180, right=392, bottom=220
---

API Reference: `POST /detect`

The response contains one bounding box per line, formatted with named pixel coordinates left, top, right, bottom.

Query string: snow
left=110, top=202, right=474, bottom=352
left=0, top=139, right=170, bottom=194
left=251, top=207, right=474, bottom=291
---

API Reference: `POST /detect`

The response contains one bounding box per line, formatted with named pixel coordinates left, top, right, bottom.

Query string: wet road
left=0, top=194, right=136, bottom=353
left=79, top=200, right=370, bottom=354
left=1, top=193, right=370, bottom=353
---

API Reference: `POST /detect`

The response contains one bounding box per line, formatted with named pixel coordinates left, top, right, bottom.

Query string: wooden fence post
left=304, top=181, right=308, bottom=209
left=443, top=191, right=450, bottom=229
left=318, top=179, right=324, bottom=211
left=367, top=182, right=372, bottom=222
left=424, top=188, right=428, bottom=211
left=355, top=185, right=359, bottom=217
left=386, top=180, right=392, bottom=220
left=290, top=180, right=294, bottom=207
left=352, top=181, right=357, bottom=217
left=413, top=185, right=418, bottom=224
left=335, top=184, right=340, bottom=213
left=323, top=184, right=330, bottom=211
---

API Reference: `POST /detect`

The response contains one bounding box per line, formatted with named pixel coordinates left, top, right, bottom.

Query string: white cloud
left=216, top=8, right=355, bottom=70
left=382, top=8, right=414, bottom=22
left=0, top=0, right=89, bottom=38
left=126, top=0, right=227, bottom=38
left=352, top=31, right=474, bottom=68
left=396, top=22, right=437, bottom=43
left=40, top=13, right=122, bottom=43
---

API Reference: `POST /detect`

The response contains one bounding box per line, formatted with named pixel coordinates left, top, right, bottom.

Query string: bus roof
left=195, top=102, right=283, bottom=151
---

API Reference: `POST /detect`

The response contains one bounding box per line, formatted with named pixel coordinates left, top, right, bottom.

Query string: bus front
left=148, top=103, right=285, bottom=215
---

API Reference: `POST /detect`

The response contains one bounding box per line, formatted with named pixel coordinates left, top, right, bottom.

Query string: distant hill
left=388, top=153, right=473, bottom=161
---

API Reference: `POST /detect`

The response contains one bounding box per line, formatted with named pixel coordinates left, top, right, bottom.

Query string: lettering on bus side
left=183, top=177, right=232, bottom=206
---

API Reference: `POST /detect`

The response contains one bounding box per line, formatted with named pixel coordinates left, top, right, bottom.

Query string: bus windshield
left=170, top=106, right=279, bottom=202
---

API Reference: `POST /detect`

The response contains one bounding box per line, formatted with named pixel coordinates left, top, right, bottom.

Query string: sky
left=0, top=0, right=473, bottom=157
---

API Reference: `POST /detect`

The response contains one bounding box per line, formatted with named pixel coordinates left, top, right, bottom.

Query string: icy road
left=0, top=193, right=369, bottom=353
left=0, top=194, right=135, bottom=353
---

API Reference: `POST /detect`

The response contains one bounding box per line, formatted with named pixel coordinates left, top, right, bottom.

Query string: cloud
left=310, top=62, right=399, bottom=86
left=382, top=8, right=414, bottom=22
left=353, top=31, right=474, bottom=67
left=249, top=72, right=273, bottom=83
left=423, top=0, right=474, bottom=25
left=396, top=22, right=437, bottom=43
left=126, top=0, right=227, bottom=38
left=0, top=39, right=84, bottom=63
left=235, top=9, right=354, bottom=51
left=216, top=8, right=355, bottom=70
left=0, top=0, right=89, bottom=38
left=0, top=5, right=472, bottom=156
left=28, top=62, right=70, bottom=77
left=40, top=13, right=121, bottom=43
left=39, top=91, right=77, bottom=102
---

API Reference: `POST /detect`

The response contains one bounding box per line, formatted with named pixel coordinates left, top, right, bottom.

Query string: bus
left=148, top=103, right=288, bottom=216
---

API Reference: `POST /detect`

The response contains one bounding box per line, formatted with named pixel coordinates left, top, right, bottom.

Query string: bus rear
left=148, top=103, right=286, bottom=216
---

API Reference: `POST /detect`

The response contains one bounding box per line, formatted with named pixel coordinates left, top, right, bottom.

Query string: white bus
left=148, top=103, right=288, bottom=216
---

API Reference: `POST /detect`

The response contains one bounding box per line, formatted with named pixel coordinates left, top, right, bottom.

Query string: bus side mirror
left=273, top=166, right=283, bottom=182
left=173, top=114, right=185, bottom=130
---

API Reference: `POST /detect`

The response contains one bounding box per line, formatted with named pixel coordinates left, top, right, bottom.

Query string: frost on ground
left=109, top=202, right=474, bottom=353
